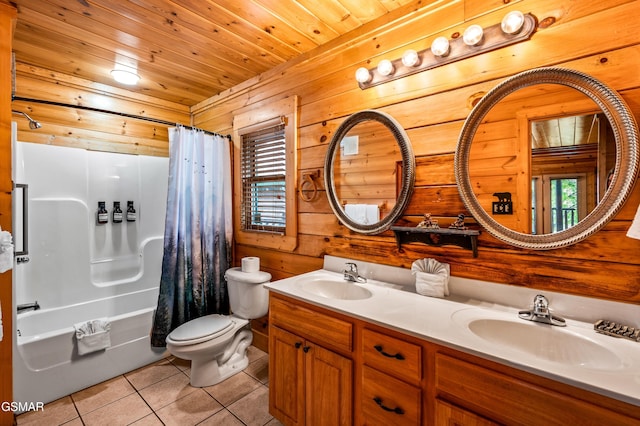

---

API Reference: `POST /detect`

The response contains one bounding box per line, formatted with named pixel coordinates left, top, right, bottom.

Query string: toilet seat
left=167, top=314, right=234, bottom=346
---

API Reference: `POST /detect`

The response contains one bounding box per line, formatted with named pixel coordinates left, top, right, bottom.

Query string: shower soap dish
left=594, top=319, right=640, bottom=342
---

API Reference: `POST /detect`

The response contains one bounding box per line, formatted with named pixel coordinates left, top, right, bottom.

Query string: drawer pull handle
left=303, top=346, right=311, bottom=353
left=374, top=345, right=405, bottom=360
left=295, top=342, right=302, bottom=349
left=373, top=397, right=404, bottom=415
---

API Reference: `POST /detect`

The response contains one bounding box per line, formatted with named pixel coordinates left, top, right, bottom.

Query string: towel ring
left=300, top=171, right=318, bottom=202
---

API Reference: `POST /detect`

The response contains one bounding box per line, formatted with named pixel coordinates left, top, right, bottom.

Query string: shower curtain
left=151, top=126, right=232, bottom=347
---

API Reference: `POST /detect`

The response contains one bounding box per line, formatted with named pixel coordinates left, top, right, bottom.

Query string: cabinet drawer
left=270, top=295, right=353, bottom=353
left=436, top=353, right=636, bottom=425
left=361, top=365, right=421, bottom=425
left=362, top=328, right=421, bottom=384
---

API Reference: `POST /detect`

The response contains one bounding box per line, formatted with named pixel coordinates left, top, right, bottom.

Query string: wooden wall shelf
left=390, top=226, right=480, bottom=257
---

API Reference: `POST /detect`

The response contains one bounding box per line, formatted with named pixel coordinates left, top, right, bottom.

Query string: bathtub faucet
left=17, top=301, right=40, bottom=313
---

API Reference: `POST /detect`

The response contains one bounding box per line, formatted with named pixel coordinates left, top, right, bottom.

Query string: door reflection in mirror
left=530, top=113, right=615, bottom=234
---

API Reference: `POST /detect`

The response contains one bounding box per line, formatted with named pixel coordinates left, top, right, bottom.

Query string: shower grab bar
left=14, top=183, right=29, bottom=262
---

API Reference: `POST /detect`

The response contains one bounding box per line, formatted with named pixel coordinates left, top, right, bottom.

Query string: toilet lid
left=168, top=314, right=233, bottom=342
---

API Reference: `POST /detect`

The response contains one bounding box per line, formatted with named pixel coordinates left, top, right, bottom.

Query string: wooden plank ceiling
left=11, top=0, right=416, bottom=106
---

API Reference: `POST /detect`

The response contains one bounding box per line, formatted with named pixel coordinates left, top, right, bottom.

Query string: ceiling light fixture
left=356, top=11, right=537, bottom=89
left=110, top=64, right=140, bottom=85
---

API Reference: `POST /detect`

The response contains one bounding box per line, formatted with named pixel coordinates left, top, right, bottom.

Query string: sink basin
left=299, top=278, right=372, bottom=300
left=453, top=310, right=624, bottom=370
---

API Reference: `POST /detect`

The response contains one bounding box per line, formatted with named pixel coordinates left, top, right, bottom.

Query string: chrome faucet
left=343, top=262, right=367, bottom=283
left=17, top=301, right=40, bottom=314
left=518, top=295, right=566, bottom=327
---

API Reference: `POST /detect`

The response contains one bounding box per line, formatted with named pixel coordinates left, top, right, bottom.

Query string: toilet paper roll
left=241, top=257, right=260, bottom=273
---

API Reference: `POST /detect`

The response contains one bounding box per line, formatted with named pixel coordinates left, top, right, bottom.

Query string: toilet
left=165, top=267, right=271, bottom=387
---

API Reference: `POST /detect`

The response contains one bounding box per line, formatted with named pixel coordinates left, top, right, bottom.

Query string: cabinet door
left=270, top=326, right=305, bottom=425
left=435, top=399, right=498, bottom=426
left=305, top=343, right=353, bottom=426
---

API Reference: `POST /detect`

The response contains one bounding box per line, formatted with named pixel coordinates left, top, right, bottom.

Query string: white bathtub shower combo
left=12, top=136, right=169, bottom=406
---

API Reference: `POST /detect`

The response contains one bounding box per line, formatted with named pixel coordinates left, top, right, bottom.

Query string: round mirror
left=456, top=67, right=639, bottom=249
left=324, top=110, right=415, bottom=234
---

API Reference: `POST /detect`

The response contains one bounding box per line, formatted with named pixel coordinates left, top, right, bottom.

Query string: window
left=241, top=124, right=286, bottom=233
left=532, top=174, right=587, bottom=234
left=233, top=96, right=298, bottom=251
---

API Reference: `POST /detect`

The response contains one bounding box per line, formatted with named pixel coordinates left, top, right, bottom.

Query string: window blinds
left=241, top=123, right=286, bottom=233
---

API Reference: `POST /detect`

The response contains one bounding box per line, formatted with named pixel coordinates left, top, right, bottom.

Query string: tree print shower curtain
left=151, top=126, right=232, bottom=347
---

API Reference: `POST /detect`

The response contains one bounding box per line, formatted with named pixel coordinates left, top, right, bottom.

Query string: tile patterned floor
left=15, top=346, right=282, bottom=426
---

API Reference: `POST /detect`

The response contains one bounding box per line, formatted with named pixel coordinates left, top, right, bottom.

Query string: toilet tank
left=225, top=267, right=271, bottom=319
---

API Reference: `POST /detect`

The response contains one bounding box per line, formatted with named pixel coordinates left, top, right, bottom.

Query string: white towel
left=345, top=204, right=366, bottom=224
left=365, top=204, right=379, bottom=224
left=0, top=227, right=13, bottom=273
left=627, top=204, right=640, bottom=240
left=74, top=318, right=111, bottom=355
left=411, top=258, right=450, bottom=298
left=345, top=204, right=379, bottom=225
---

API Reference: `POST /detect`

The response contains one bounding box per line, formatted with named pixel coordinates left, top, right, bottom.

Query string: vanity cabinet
left=269, top=294, right=354, bottom=425
left=269, top=293, right=640, bottom=426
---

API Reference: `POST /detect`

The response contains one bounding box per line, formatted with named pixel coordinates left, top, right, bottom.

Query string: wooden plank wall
left=193, top=0, right=640, bottom=304
left=12, top=62, right=191, bottom=156
left=0, top=3, right=17, bottom=422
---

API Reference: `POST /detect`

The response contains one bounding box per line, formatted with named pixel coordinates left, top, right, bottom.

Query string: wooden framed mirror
left=455, top=67, right=639, bottom=250
left=324, top=110, right=415, bottom=234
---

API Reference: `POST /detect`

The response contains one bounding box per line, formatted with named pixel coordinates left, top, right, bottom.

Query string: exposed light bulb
left=463, top=25, right=484, bottom=46
left=401, top=49, right=420, bottom=67
left=355, top=67, right=372, bottom=84
left=501, top=11, right=525, bottom=35
left=430, top=36, right=450, bottom=57
left=377, top=59, right=395, bottom=76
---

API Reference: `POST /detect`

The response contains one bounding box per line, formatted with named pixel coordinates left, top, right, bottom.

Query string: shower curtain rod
left=12, top=95, right=231, bottom=140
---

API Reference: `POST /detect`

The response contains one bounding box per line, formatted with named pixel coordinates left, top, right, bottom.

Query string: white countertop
left=264, top=257, right=640, bottom=407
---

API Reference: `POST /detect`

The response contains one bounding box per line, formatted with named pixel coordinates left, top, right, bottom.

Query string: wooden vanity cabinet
left=269, top=294, right=354, bottom=425
left=269, top=293, right=640, bottom=425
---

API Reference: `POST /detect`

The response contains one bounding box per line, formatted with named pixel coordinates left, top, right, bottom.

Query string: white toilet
left=165, top=267, right=271, bottom=387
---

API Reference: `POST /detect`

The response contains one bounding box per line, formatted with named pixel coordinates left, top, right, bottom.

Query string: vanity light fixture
left=356, top=11, right=537, bottom=89
left=430, top=36, right=450, bottom=57
left=501, top=10, right=526, bottom=35
left=463, top=25, right=484, bottom=46
left=355, top=67, right=372, bottom=84
left=377, top=59, right=395, bottom=76
left=401, top=49, right=420, bottom=67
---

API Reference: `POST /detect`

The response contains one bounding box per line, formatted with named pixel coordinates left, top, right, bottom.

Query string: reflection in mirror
left=325, top=110, right=415, bottom=235
left=334, top=119, right=402, bottom=224
left=456, top=68, right=639, bottom=250
left=469, top=83, right=615, bottom=235
left=530, top=113, right=615, bottom=234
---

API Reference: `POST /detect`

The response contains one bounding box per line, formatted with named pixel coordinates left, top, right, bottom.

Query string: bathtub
left=13, top=287, right=166, bottom=408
